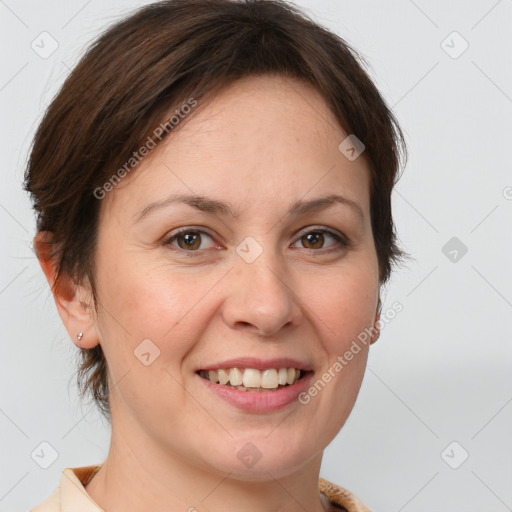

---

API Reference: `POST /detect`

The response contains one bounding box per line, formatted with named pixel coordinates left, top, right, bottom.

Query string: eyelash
left=162, top=226, right=350, bottom=258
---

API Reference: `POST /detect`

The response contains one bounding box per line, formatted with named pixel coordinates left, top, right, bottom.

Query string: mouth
left=196, top=367, right=311, bottom=392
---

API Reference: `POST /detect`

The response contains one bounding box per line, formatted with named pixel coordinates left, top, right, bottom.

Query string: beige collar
left=31, top=465, right=371, bottom=512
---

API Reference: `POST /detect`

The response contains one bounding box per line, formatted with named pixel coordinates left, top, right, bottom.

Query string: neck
left=85, top=412, right=330, bottom=512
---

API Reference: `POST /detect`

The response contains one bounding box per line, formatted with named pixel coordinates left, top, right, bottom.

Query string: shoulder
left=29, top=465, right=102, bottom=511
left=319, top=477, right=373, bottom=512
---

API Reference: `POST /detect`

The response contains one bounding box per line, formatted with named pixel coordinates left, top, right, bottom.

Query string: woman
left=25, top=0, right=408, bottom=510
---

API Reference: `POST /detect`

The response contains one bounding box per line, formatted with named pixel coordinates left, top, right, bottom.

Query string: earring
left=76, top=331, right=84, bottom=341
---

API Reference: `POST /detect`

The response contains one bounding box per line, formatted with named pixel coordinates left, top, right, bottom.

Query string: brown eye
left=176, top=231, right=202, bottom=250
left=164, top=229, right=216, bottom=253
left=300, top=231, right=326, bottom=250
left=293, top=229, right=346, bottom=252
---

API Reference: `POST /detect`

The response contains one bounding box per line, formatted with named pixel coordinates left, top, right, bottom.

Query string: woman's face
left=90, top=74, right=380, bottom=479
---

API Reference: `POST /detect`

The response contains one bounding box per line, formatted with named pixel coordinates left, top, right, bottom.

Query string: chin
left=204, top=436, right=319, bottom=481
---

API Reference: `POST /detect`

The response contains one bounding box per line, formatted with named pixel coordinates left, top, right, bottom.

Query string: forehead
left=102, top=74, right=371, bottom=221
left=172, top=75, right=345, bottom=155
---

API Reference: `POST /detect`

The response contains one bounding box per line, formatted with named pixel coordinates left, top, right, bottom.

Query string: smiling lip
left=197, top=370, right=313, bottom=413
left=197, top=357, right=312, bottom=372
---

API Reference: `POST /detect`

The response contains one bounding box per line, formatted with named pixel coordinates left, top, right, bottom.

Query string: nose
left=221, top=248, right=303, bottom=337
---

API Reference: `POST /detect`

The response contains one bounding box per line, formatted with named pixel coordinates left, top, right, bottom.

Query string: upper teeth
left=202, top=368, right=301, bottom=388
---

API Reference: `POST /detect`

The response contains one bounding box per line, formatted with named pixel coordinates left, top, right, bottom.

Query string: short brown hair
left=24, top=0, right=409, bottom=422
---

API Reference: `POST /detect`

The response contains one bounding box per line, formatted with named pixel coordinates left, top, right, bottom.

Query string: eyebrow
left=133, top=192, right=364, bottom=224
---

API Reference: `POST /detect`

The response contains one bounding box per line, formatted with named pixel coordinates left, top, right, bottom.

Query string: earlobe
left=33, top=231, right=100, bottom=349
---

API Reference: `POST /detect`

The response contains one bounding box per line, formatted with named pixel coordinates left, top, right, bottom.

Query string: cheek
left=92, top=259, right=206, bottom=419
left=304, top=274, right=374, bottom=435
left=309, top=265, right=378, bottom=349
left=93, top=253, right=217, bottom=363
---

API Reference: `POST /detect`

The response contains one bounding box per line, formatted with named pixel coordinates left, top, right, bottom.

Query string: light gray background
left=1, top=0, right=511, bottom=510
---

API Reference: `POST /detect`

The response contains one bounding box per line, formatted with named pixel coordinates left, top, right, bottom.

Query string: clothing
left=30, top=464, right=372, bottom=512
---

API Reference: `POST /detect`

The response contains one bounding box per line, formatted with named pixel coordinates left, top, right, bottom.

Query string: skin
left=36, top=74, right=381, bottom=512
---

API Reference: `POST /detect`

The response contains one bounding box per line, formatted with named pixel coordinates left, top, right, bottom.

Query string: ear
left=370, top=297, right=381, bottom=345
left=34, top=231, right=100, bottom=349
